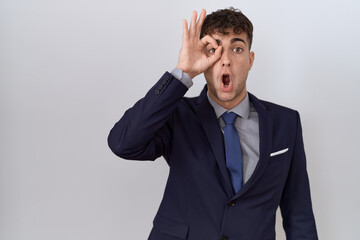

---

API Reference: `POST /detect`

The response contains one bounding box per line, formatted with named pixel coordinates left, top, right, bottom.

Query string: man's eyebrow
left=213, top=38, right=247, bottom=46
left=231, top=38, right=246, bottom=45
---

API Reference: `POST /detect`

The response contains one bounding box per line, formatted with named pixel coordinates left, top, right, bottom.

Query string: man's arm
left=107, top=73, right=188, bottom=160
left=108, top=9, right=221, bottom=161
left=280, top=112, right=318, bottom=239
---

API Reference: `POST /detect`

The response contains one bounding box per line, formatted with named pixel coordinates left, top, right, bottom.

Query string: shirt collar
left=207, top=91, right=251, bottom=120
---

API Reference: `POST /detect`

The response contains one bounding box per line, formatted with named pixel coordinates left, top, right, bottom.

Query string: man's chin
left=208, top=88, right=236, bottom=105
left=215, top=96, right=238, bottom=108
left=217, top=92, right=235, bottom=103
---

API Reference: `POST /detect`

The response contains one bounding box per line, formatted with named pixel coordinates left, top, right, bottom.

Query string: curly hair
left=200, top=7, right=253, bottom=50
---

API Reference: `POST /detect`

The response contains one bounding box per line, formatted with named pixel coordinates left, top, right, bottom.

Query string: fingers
left=189, top=11, right=197, bottom=38
left=208, top=46, right=223, bottom=65
left=187, top=9, right=206, bottom=38
left=200, top=35, right=218, bottom=49
left=197, top=9, right=206, bottom=30
left=182, top=19, right=189, bottom=41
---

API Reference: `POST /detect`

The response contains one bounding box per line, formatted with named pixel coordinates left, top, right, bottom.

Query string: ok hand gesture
left=176, top=9, right=222, bottom=79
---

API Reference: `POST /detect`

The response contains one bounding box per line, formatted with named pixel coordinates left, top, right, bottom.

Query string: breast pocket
left=269, top=147, right=289, bottom=163
left=150, top=214, right=189, bottom=240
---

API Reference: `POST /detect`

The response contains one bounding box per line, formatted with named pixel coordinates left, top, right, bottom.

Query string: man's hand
left=176, top=9, right=222, bottom=79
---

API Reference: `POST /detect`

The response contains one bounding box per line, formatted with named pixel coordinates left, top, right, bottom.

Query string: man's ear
left=249, top=51, right=255, bottom=70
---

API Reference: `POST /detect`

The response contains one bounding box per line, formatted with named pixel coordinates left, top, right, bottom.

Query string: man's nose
left=221, top=51, right=231, bottom=67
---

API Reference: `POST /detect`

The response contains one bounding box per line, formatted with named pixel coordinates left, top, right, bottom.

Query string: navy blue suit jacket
left=108, top=72, right=318, bottom=240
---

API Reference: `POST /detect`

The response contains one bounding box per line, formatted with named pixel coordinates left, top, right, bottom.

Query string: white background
left=1, top=0, right=360, bottom=239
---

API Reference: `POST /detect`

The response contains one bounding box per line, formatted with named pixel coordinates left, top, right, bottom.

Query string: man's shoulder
left=260, top=99, right=296, bottom=113
left=249, top=92, right=300, bottom=119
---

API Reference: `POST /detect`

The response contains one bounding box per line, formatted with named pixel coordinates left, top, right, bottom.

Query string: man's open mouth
left=222, top=74, right=230, bottom=87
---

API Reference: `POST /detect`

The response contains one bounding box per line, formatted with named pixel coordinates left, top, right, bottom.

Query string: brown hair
left=200, top=7, right=254, bottom=50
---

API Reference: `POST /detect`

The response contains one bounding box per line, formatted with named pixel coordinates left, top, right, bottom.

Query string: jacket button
left=228, top=201, right=236, bottom=207
left=162, top=76, right=169, bottom=84
left=221, top=236, right=228, bottom=240
left=155, top=89, right=160, bottom=95
left=158, top=84, right=163, bottom=89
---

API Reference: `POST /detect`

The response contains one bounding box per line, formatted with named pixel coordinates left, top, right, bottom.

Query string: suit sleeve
left=107, top=72, right=188, bottom=161
left=280, top=112, right=318, bottom=239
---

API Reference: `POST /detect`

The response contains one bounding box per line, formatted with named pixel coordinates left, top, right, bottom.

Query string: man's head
left=201, top=7, right=253, bottom=50
left=201, top=8, right=255, bottom=109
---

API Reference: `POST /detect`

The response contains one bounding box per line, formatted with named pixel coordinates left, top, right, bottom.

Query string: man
left=108, top=8, right=318, bottom=240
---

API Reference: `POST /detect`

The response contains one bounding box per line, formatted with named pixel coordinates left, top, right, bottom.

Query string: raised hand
left=176, top=9, right=222, bottom=79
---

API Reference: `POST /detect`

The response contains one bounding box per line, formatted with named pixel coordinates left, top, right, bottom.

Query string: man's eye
left=208, top=48, right=215, bottom=54
left=233, top=47, right=243, bottom=53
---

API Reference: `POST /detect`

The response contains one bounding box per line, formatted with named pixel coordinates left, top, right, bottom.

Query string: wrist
left=176, top=65, right=196, bottom=79
left=171, top=68, right=193, bottom=88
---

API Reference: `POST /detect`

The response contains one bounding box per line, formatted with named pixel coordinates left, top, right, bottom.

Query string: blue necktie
left=222, top=112, right=243, bottom=193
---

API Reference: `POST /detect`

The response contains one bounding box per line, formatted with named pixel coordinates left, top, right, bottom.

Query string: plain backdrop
left=1, top=0, right=360, bottom=239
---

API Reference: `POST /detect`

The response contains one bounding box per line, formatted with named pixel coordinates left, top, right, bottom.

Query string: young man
left=108, top=8, right=318, bottom=240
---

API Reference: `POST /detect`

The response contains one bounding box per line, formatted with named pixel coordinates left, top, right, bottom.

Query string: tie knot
left=222, top=112, right=237, bottom=125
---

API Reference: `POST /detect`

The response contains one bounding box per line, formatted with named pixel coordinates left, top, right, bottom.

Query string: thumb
left=207, top=46, right=222, bottom=66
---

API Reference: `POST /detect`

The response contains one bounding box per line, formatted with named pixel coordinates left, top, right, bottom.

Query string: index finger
left=200, top=35, right=219, bottom=49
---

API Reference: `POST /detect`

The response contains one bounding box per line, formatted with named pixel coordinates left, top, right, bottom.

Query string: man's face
left=204, top=30, right=254, bottom=109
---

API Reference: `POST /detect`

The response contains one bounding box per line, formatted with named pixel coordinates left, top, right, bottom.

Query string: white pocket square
left=270, top=148, right=289, bottom=157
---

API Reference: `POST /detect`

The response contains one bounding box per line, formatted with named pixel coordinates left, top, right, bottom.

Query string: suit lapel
left=193, top=86, right=233, bottom=197
left=193, top=87, right=273, bottom=199
left=232, top=92, right=273, bottom=199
